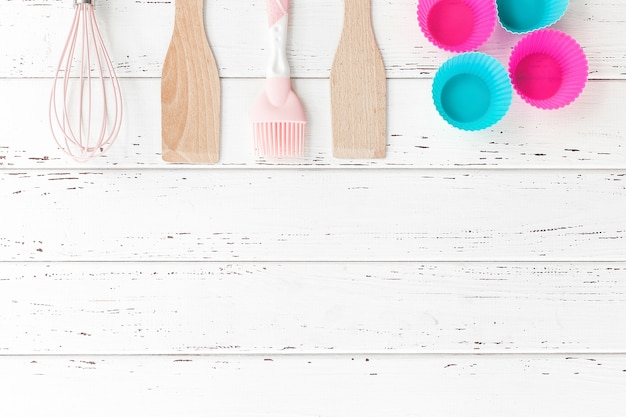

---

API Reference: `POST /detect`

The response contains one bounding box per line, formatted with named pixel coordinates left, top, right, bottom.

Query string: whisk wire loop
left=49, top=1, right=122, bottom=162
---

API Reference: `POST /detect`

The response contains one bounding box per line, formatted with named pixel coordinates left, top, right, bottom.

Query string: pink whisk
left=49, top=0, right=122, bottom=162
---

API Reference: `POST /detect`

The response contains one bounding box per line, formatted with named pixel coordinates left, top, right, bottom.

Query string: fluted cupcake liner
left=433, top=52, right=512, bottom=131
left=509, top=29, right=588, bottom=109
left=418, top=0, right=497, bottom=53
left=496, top=0, right=569, bottom=34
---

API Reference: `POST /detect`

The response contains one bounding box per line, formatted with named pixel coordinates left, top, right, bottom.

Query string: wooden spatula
left=162, top=0, right=220, bottom=163
left=330, top=0, right=387, bottom=159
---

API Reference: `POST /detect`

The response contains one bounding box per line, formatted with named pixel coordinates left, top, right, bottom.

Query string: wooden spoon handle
left=161, top=0, right=221, bottom=164
left=343, top=0, right=372, bottom=24
left=330, top=0, right=387, bottom=159
left=339, top=0, right=377, bottom=53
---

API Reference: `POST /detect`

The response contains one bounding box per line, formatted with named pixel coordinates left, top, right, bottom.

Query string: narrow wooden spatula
left=162, top=0, right=220, bottom=163
left=330, top=0, right=387, bottom=159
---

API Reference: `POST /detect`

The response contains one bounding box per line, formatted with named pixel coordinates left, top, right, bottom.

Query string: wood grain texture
left=1, top=262, right=625, bottom=354
left=1, top=355, right=625, bottom=417
left=331, top=0, right=386, bottom=158
left=161, top=0, right=220, bottom=163
left=1, top=170, right=625, bottom=261
left=1, top=0, right=624, bottom=80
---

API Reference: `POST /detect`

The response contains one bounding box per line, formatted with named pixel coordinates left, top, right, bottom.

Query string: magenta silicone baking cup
left=509, top=29, right=588, bottom=110
left=417, top=0, right=497, bottom=53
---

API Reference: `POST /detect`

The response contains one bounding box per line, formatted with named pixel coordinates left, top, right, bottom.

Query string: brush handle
left=266, top=0, right=290, bottom=78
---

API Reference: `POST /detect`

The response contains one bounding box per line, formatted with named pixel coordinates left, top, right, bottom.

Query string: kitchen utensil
left=251, top=0, right=307, bottom=158
left=417, top=0, right=496, bottom=52
left=330, top=0, right=386, bottom=159
left=432, top=52, right=512, bottom=130
left=509, top=29, right=587, bottom=109
left=162, top=0, right=220, bottom=163
left=49, top=0, right=122, bottom=162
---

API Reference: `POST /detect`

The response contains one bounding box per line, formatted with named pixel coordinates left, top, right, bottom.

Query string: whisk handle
left=74, top=0, right=93, bottom=5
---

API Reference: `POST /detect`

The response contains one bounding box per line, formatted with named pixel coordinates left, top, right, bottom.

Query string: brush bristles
left=253, top=121, right=306, bottom=157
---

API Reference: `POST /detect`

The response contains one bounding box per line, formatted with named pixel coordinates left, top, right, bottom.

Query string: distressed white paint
left=1, top=262, right=625, bottom=354
left=1, top=0, right=626, bottom=415
left=1, top=355, right=625, bottom=417
left=1, top=170, right=625, bottom=261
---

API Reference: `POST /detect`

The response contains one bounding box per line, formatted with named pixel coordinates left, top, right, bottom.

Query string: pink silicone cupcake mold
left=509, top=29, right=588, bottom=109
left=417, top=0, right=497, bottom=53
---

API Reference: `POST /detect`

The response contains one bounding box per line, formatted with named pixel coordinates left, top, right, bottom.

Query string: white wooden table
left=1, top=1, right=625, bottom=415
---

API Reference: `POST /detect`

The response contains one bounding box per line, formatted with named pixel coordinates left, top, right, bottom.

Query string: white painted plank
left=1, top=78, right=624, bottom=169
left=1, top=262, right=625, bottom=354
left=1, top=354, right=625, bottom=417
left=1, top=0, right=624, bottom=79
left=1, top=170, right=625, bottom=261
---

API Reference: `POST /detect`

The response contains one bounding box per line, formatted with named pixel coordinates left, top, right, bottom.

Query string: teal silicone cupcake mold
left=432, top=52, right=512, bottom=131
left=496, top=0, right=569, bottom=34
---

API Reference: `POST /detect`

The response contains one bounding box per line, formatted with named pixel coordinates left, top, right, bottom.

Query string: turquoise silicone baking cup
left=432, top=52, right=512, bottom=131
left=496, top=0, right=569, bottom=34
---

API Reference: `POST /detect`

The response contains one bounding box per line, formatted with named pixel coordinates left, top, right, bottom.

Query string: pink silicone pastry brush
left=251, top=0, right=306, bottom=157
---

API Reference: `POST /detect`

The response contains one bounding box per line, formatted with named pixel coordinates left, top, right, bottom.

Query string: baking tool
left=496, top=0, right=569, bottom=34
left=417, top=0, right=496, bottom=52
left=162, top=0, right=220, bottom=163
left=330, top=0, right=386, bottom=159
left=49, top=0, right=122, bottom=162
left=432, top=52, right=512, bottom=131
left=509, top=29, right=587, bottom=109
left=251, top=0, right=307, bottom=158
